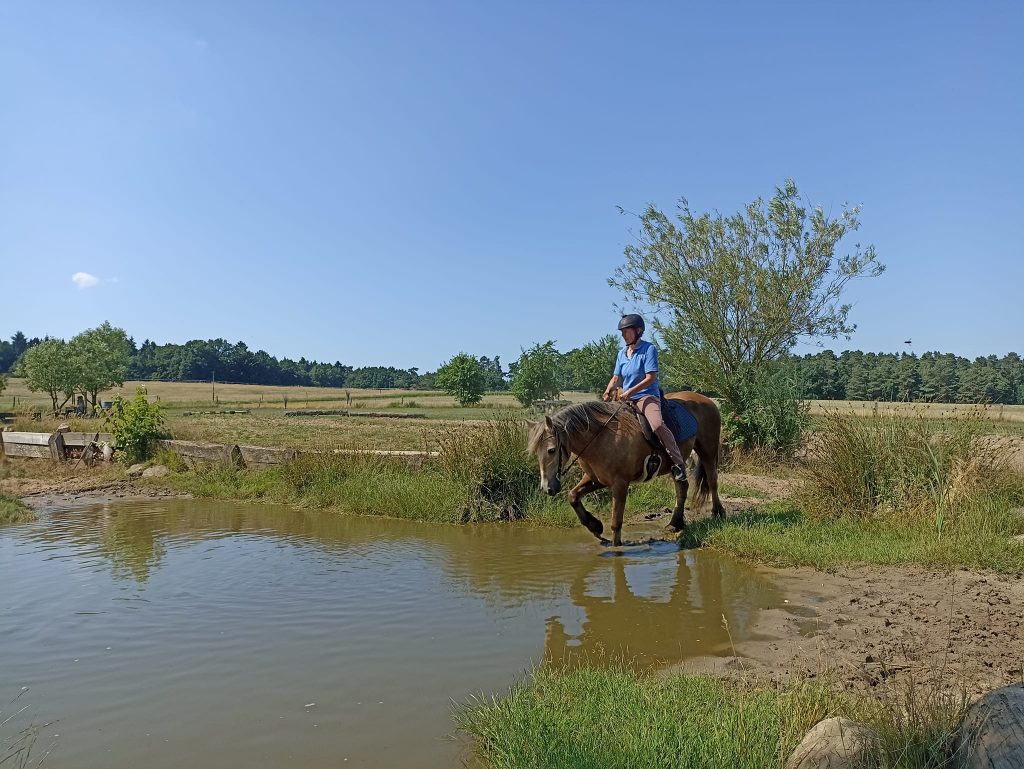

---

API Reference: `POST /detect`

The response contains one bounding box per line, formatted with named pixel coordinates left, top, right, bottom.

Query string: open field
left=6, top=379, right=1024, bottom=446
left=809, top=399, right=1024, bottom=423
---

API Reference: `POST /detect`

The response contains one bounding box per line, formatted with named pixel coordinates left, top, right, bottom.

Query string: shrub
left=722, top=367, right=808, bottom=456
left=106, top=388, right=167, bottom=466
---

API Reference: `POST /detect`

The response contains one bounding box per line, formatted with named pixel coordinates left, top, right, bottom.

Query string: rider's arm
left=602, top=375, right=622, bottom=401
left=620, top=371, right=656, bottom=400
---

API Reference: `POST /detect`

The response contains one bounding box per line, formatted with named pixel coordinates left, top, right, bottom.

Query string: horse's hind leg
left=668, top=439, right=694, bottom=532
left=568, top=475, right=606, bottom=542
left=668, top=473, right=689, bottom=532
left=695, top=442, right=726, bottom=520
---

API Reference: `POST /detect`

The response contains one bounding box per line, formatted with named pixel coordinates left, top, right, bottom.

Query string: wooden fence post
left=48, top=431, right=67, bottom=461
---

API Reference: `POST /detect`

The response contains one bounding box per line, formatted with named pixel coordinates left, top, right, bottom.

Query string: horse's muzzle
left=544, top=477, right=561, bottom=495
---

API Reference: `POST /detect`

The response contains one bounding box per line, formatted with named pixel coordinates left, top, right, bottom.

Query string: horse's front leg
left=568, top=475, right=606, bottom=542
left=610, top=483, right=628, bottom=547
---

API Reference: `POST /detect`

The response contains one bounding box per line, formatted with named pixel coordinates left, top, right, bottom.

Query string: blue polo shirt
left=614, top=340, right=661, bottom=400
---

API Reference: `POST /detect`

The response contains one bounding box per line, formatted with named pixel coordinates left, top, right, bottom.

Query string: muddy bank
left=681, top=564, right=1024, bottom=699
left=0, top=467, right=188, bottom=510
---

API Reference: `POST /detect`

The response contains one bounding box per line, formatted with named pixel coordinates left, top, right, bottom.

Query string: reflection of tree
left=96, top=508, right=167, bottom=582
left=543, top=550, right=782, bottom=671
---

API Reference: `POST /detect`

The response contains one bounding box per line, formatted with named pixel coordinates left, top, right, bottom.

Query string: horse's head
left=527, top=415, right=568, bottom=495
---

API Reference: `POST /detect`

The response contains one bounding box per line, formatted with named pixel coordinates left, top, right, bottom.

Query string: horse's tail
left=692, top=454, right=711, bottom=509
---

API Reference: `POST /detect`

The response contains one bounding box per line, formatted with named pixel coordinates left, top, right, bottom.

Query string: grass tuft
left=455, top=662, right=971, bottom=769
left=802, top=407, right=1010, bottom=525
left=0, top=494, right=36, bottom=525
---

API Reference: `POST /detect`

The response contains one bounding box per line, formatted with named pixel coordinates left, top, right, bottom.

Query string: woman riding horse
left=529, top=314, right=725, bottom=547
left=603, top=314, right=688, bottom=481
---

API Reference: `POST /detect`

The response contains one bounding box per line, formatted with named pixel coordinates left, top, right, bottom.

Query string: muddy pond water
left=1, top=498, right=786, bottom=768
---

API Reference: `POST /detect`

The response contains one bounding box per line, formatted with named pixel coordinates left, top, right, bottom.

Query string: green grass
left=455, top=664, right=967, bottom=769
left=685, top=493, right=1024, bottom=573
left=0, top=494, right=36, bottom=525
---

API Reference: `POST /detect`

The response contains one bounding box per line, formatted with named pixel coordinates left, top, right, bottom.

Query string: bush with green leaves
left=721, top=366, right=808, bottom=455
left=106, top=388, right=167, bottom=465
left=510, top=341, right=562, bottom=407
left=562, top=335, right=619, bottom=396
left=435, top=352, right=487, bottom=406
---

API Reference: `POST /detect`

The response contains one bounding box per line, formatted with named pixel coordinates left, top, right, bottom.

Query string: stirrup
left=643, top=454, right=663, bottom=481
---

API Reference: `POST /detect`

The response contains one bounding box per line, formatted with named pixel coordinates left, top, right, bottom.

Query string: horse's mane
left=527, top=401, right=627, bottom=453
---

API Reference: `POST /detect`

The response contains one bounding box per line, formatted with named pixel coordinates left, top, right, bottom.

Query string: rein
left=554, top=401, right=630, bottom=480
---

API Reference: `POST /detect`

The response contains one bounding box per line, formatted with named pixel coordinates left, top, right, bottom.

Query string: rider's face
left=621, top=327, right=638, bottom=345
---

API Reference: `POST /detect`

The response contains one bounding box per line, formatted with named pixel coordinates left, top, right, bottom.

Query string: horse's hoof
left=598, top=537, right=612, bottom=547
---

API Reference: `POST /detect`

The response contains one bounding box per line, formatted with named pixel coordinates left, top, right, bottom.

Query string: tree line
left=4, top=327, right=1024, bottom=408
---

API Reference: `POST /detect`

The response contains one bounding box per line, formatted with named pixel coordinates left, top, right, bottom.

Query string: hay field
left=1, top=379, right=594, bottom=451
left=5, top=378, right=1024, bottom=450
left=808, top=399, right=1024, bottom=423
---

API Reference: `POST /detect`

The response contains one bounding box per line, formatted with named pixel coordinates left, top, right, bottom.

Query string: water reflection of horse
left=544, top=548, right=780, bottom=669
left=528, top=393, right=724, bottom=547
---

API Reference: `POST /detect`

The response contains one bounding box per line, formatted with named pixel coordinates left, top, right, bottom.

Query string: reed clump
left=433, top=415, right=539, bottom=521
left=801, top=407, right=1017, bottom=525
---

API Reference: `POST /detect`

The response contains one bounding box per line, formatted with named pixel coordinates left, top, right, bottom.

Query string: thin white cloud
left=72, top=272, right=99, bottom=289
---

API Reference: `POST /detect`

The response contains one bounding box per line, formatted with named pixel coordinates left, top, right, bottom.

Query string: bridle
left=549, top=401, right=629, bottom=484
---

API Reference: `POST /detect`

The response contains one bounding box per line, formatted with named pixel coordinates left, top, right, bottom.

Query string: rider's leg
left=638, top=397, right=687, bottom=470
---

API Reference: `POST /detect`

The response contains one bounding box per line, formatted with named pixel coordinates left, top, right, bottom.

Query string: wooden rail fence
left=1, top=431, right=433, bottom=471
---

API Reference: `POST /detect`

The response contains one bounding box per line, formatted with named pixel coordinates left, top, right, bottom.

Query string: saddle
left=633, top=392, right=699, bottom=481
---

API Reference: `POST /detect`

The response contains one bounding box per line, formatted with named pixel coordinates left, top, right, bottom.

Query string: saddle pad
left=662, top=397, right=698, bottom=442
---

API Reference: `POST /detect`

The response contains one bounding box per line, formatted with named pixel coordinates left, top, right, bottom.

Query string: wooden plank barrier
left=238, top=444, right=298, bottom=468
left=154, top=439, right=242, bottom=467
left=1, top=431, right=52, bottom=459
left=62, top=433, right=115, bottom=448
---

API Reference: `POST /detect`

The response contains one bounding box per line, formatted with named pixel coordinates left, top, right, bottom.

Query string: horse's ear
left=544, top=415, right=554, bottom=431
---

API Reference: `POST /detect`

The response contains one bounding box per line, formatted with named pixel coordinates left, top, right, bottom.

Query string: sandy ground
left=680, top=564, right=1024, bottom=700
left=6, top=463, right=1022, bottom=700
left=633, top=473, right=1024, bottom=699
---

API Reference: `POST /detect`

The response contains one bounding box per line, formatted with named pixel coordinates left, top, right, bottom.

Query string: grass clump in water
left=0, top=494, right=36, bottom=525
left=455, top=664, right=970, bottom=769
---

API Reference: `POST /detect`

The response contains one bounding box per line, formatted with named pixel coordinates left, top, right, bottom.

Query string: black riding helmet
left=617, top=314, right=645, bottom=336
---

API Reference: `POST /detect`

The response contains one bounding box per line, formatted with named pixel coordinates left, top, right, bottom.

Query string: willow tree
left=612, top=180, right=884, bottom=405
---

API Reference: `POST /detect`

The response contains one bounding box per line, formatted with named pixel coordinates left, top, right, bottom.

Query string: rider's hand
left=616, top=390, right=629, bottom=402
left=602, top=391, right=611, bottom=401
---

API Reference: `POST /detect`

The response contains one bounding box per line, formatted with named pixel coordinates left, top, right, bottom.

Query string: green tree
left=0, top=373, right=6, bottom=398
left=510, top=341, right=562, bottom=406
left=563, top=335, right=619, bottom=396
left=16, top=338, right=77, bottom=414
left=611, top=180, right=884, bottom=450
left=69, top=322, right=133, bottom=409
left=435, top=353, right=487, bottom=406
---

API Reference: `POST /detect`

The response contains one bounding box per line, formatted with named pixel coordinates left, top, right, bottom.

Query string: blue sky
left=2, top=1, right=1021, bottom=371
